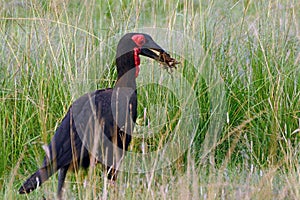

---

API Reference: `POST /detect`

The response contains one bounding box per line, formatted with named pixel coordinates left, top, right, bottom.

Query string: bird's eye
left=132, top=34, right=146, bottom=47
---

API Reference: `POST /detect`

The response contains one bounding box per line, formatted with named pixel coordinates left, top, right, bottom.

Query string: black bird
left=19, top=33, right=178, bottom=198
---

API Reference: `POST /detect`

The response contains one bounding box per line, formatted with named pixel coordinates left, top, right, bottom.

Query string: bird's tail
left=19, top=167, right=52, bottom=194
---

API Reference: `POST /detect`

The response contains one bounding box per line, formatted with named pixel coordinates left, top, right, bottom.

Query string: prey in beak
left=141, top=47, right=180, bottom=72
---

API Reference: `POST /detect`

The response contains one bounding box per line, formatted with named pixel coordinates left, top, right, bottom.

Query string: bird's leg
left=106, top=166, right=117, bottom=188
left=57, top=164, right=69, bottom=199
left=106, top=166, right=118, bottom=181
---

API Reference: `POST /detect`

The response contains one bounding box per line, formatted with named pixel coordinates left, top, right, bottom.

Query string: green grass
left=1, top=0, right=300, bottom=199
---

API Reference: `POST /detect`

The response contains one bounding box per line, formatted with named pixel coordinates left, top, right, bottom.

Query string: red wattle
left=134, top=47, right=141, bottom=77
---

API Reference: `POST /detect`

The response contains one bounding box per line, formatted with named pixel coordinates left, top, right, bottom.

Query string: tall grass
left=1, top=0, right=299, bottom=199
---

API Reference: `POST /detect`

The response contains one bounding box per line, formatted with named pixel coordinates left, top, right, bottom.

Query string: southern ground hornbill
left=19, top=33, right=178, bottom=197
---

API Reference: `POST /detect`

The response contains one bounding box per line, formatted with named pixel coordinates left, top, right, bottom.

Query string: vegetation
left=0, top=0, right=299, bottom=199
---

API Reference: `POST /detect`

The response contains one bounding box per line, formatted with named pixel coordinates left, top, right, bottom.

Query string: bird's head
left=116, top=33, right=179, bottom=79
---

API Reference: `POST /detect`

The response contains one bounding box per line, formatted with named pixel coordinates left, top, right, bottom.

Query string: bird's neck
left=115, top=69, right=137, bottom=90
left=115, top=53, right=138, bottom=90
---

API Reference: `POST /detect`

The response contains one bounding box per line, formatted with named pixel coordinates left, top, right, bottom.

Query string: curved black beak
left=139, top=35, right=180, bottom=69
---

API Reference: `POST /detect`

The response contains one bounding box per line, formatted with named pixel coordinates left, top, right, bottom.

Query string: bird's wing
left=41, top=89, right=114, bottom=169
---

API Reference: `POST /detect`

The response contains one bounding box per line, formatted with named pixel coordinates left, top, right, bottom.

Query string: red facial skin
left=131, top=34, right=146, bottom=77
left=131, top=34, right=146, bottom=47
